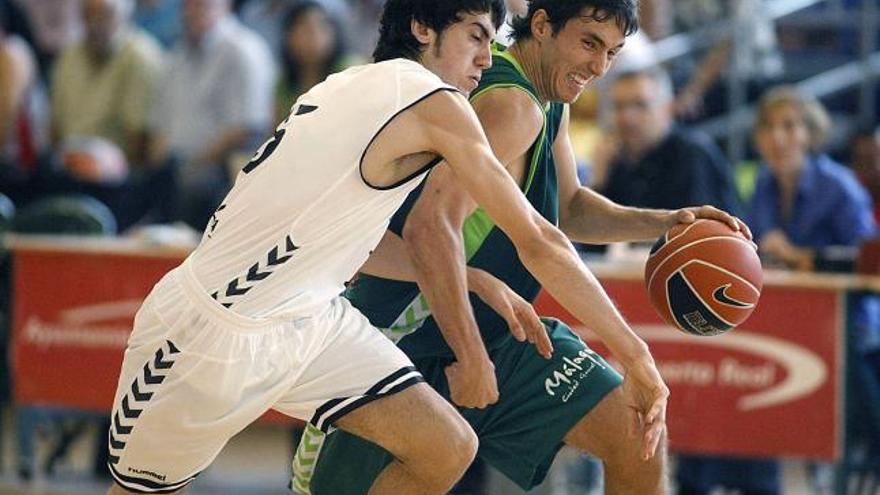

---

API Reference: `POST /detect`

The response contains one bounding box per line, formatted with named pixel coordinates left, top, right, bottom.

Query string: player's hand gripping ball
left=644, top=219, right=762, bottom=336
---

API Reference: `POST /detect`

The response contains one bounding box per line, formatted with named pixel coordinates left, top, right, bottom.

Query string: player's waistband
left=161, top=258, right=318, bottom=333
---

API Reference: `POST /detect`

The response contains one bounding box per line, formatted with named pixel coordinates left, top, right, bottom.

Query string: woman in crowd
left=680, top=85, right=879, bottom=495
left=274, top=0, right=357, bottom=123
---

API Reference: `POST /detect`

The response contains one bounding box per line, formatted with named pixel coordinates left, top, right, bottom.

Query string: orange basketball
left=644, top=219, right=762, bottom=336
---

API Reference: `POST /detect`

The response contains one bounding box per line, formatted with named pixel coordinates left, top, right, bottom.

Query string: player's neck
left=507, top=41, right=551, bottom=104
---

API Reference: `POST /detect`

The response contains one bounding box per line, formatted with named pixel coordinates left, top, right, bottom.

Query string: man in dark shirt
left=596, top=66, right=741, bottom=215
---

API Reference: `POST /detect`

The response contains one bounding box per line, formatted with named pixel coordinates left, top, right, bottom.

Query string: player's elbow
left=515, top=214, right=570, bottom=262
left=402, top=212, right=456, bottom=253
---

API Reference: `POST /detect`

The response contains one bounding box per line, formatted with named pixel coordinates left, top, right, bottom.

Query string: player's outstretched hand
left=621, top=354, right=669, bottom=461
left=669, top=205, right=753, bottom=241
left=468, top=267, right=552, bottom=359
left=445, top=357, right=499, bottom=409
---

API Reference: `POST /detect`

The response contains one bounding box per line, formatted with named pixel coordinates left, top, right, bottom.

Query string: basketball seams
left=664, top=260, right=761, bottom=327
left=663, top=263, right=738, bottom=330
left=669, top=221, right=703, bottom=242
left=683, top=259, right=761, bottom=300
left=646, top=236, right=757, bottom=292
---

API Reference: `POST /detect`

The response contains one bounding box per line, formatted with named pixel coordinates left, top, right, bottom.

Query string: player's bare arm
left=554, top=107, right=751, bottom=242
left=359, top=232, right=544, bottom=355
left=358, top=88, right=541, bottom=408
left=412, top=86, right=555, bottom=359
left=401, top=87, right=552, bottom=408
left=412, top=88, right=668, bottom=458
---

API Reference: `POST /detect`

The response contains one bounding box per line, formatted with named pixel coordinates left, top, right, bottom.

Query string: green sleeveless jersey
left=347, top=44, right=565, bottom=359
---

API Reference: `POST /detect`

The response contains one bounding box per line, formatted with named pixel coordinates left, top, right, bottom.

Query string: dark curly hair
left=510, top=0, right=639, bottom=41
left=374, top=0, right=506, bottom=62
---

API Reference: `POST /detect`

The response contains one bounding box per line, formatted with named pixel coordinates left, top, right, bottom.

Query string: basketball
left=644, top=219, right=762, bottom=336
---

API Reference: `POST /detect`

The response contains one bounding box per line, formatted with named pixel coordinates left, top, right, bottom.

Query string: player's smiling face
left=415, top=12, right=495, bottom=94
left=536, top=10, right=625, bottom=103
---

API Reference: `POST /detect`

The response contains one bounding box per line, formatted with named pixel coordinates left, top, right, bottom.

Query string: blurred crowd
left=2, top=0, right=880, bottom=493
left=0, top=0, right=372, bottom=232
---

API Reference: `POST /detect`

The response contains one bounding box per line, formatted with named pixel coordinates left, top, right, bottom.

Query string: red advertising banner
left=12, top=249, right=178, bottom=412
left=10, top=243, right=297, bottom=426
left=10, top=240, right=844, bottom=459
left=535, top=279, right=843, bottom=461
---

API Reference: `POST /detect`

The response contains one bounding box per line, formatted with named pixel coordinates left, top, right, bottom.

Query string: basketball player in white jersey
left=106, top=1, right=668, bottom=493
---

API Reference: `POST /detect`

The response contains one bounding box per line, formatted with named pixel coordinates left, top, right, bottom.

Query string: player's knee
left=436, top=413, right=477, bottom=466
left=607, top=429, right=669, bottom=494
left=415, top=412, right=478, bottom=489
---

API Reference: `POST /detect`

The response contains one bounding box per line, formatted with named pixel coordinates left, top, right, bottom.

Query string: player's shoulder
left=362, top=58, right=446, bottom=87
left=472, top=87, right=544, bottom=136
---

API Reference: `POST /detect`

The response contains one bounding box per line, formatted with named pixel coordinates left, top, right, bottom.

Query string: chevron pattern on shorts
left=289, top=424, right=327, bottom=495
left=108, top=340, right=180, bottom=466
left=211, top=235, right=299, bottom=308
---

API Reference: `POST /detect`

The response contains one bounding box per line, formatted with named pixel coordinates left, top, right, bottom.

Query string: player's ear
left=531, top=9, right=552, bottom=42
left=411, top=19, right=436, bottom=46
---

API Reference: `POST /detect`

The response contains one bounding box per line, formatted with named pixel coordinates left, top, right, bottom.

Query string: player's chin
left=461, top=77, right=480, bottom=94
left=556, top=85, right=583, bottom=104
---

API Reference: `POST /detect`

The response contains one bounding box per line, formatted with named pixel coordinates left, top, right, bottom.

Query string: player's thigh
left=334, top=382, right=475, bottom=461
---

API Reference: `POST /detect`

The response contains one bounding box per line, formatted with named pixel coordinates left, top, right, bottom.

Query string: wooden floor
left=0, top=406, right=818, bottom=495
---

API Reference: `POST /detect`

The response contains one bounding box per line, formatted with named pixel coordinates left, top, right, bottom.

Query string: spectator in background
left=748, top=87, right=876, bottom=272
left=0, top=0, right=37, bottom=55
left=749, top=92, right=880, bottom=468
left=238, top=0, right=295, bottom=58
left=149, top=0, right=274, bottom=229
left=275, top=0, right=357, bottom=122
left=239, top=0, right=348, bottom=59
left=51, top=0, right=163, bottom=164
left=0, top=4, right=47, bottom=206
left=13, top=0, right=83, bottom=81
left=133, top=0, right=182, bottom=48
left=592, top=67, right=740, bottom=215
left=679, top=87, right=879, bottom=495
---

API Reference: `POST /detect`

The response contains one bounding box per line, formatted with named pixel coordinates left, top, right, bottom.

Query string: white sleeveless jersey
left=185, top=58, right=455, bottom=318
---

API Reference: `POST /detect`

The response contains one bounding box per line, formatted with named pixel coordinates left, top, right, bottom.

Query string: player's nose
left=476, top=42, right=492, bottom=70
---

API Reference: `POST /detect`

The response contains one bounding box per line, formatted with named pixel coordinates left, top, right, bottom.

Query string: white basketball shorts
left=107, top=264, right=423, bottom=493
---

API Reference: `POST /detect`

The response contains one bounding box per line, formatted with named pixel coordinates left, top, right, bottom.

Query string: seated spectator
left=0, top=6, right=47, bottom=205
left=51, top=0, right=163, bottom=164
left=592, top=66, right=740, bottom=215
left=239, top=0, right=349, bottom=59
left=133, top=0, right=181, bottom=48
left=14, top=0, right=83, bottom=80
left=748, top=87, right=876, bottom=272
left=149, top=0, right=274, bottom=229
left=748, top=90, right=880, bottom=419
left=0, top=0, right=37, bottom=54
left=680, top=86, right=878, bottom=495
left=275, top=0, right=358, bottom=122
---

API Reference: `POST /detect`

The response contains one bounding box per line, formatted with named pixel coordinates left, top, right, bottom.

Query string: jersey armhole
left=359, top=87, right=459, bottom=191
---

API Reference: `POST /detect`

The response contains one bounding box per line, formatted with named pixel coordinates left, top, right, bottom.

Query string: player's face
left=417, top=13, right=495, bottom=94
left=755, top=102, right=811, bottom=174
left=536, top=11, right=625, bottom=103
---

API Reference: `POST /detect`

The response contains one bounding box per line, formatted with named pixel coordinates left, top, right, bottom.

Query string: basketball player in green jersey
left=292, top=1, right=750, bottom=494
